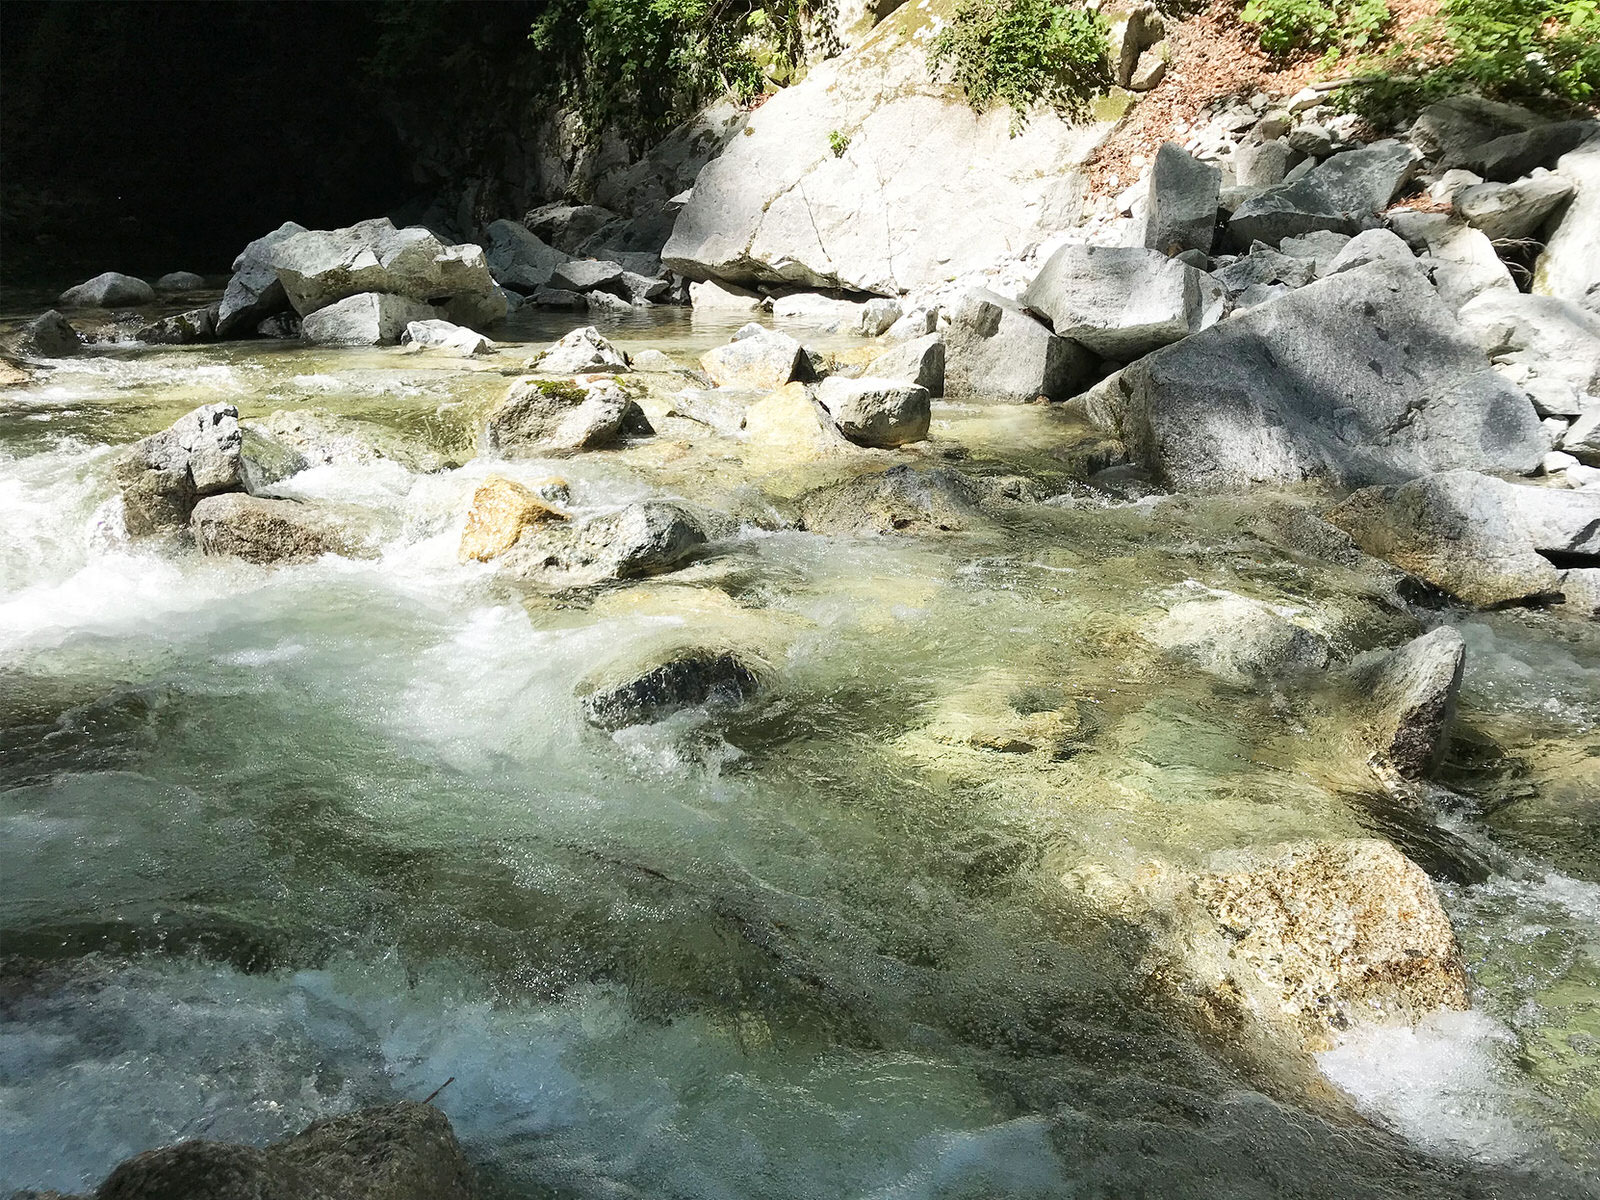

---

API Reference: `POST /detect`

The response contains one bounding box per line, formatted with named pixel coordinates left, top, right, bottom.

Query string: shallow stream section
left=1, top=305, right=1597, bottom=1198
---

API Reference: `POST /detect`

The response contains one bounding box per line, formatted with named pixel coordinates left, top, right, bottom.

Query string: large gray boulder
left=1144, top=143, right=1221, bottom=256
left=300, top=292, right=436, bottom=346
left=89, top=1101, right=475, bottom=1200
left=1456, top=173, right=1575, bottom=242
left=1461, top=120, right=1599, bottom=181
left=216, top=220, right=306, bottom=336
left=1021, top=245, right=1224, bottom=360
left=1410, top=95, right=1548, bottom=166
left=58, top=272, right=155, bottom=308
left=1535, top=140, right=1600, bottom=311
left=943, top=289, right=1093, bottom=403
left=700, top=328, right=810, bottom=390
left=1325, top=470, right=1600, bottom=606
left=661, top=2, right=1113, bottom=294
left=499, top=500, right=708, bottom=587
left=1407, top=218, right=1517, bottom=310
left=525, top=202, right=620, bottom=253
left=155, top=270, right=206, bottom=292
left=551, top=259, right=627, bottom=294
left=863, top=332, right=944, bottom=394
left=483, top=218, right=569, bottom=291
left=191, top=493, right=360, bottom=564
left=1087, top=261, right=1547, bottom=490
left=1350, top=627, right=1465, bottom=778
left=1227, top=140, right=1420, bottom=247
left=484, top=376, right=650, bottom=456
left=268, top=218, right=498, bottom=322
left=136, top=304, right=221, bottom=345
left=815, top=376, right=931, bottom=447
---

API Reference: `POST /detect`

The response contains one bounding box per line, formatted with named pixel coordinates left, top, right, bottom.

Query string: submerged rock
left=300, top=292, right=436, bottom=346
left=815, top=376, right=930, bottom=448
left=88, top=1101, right=475, bottom=1200
left=699, top=328, right=810, bottom=391
left=581, top=649, right=762, bottom=730
left=483, top=376, right=650, bottom=456
left=1350, top=627, right=1465, bottom=779
left=58, top=272, right=155, bottom=308
left=797, top=464, right=985, bottom=534
left=190, top=493, right=360, bottom=564
left=458, top=474, right=568, bottom=563
left=137, top=303, right=220, bottom=345
left=497, top=500, right=708, bottom=588
left=1145, top=595, right=1331, bottom=686
left=252, top=408, right=450, bottom=473
left=529, top=326, right=629, bottom=374
left=1021, top=244, right=1223, bottom=360
left=14, top=310, right=83, bottom=357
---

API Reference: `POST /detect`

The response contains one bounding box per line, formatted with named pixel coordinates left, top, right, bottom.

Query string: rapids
left=1, top=297, right=1597, bottom=1198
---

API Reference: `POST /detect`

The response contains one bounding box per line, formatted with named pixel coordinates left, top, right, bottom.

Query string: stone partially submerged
left=700, top=328, right=810, bottom=390
left=1085, top=261, right=1547, bottom=490
left=300, top=293, right=436, bottom=346
left=1349, top=627, right=1466, bottom=779
left=497, top=500, right=709, bottom=588
left=483, top=377, right=651, bottom=456
left=943, top=289, right=1093, bottom=403
left=815, top=376, right=931, bottom=448
left=217, top=221, right=307, bottom=336
left=459, top=474, right=568, bottom=562
left=190, top=493, right=362, bottom=564
left=1145, top=594, right=1331, bottom=686
left=581, top=648, right=763, bottom=730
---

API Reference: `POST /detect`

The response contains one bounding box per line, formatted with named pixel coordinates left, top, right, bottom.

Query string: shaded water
left=2, top=304, right=1597, bottom=1198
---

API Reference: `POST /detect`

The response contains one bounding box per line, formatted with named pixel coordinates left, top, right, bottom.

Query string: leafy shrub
left=829, top=129, right=851, bottom=156
left=1238, top=0, right=1392, bottom=61
left=930, top=0, right=1111, bottom=133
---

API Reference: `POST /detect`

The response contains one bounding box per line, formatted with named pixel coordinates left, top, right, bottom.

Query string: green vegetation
left=929, top=0, right=1110, bottom=133
left=1239, top=0, right=1391, bottom=61
left=829, top=128, right=851, bottom=156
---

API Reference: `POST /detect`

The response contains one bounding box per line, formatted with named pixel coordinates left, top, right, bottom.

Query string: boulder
left=742, top=382, right=844, bottom=454
left=1460, top=120, right=1599, bottom=182
left=1227, top=140, right=1420, bottom=247
left=525, top=202, right=621, bottom=253
left=1213, top=247, right=1316, bottom=296
left=1088, top=262, right=1547, bottom=490
left=400, top=318, right=491, bottom=356
left=256, top=313, right=302, bottom=339
left=498, top=500, right=708, bottom=587
left=217, top=221, right=306, bottom=335
left=1558, top=567, right=1600, bottom=618
left=944, top=289, right=1092, bottom=402
left=551, top=259, right=626, bottom=294
left=252, top=408, right=451, bottom=473
left=1021, top=245, right=1224, bottom=359
left=1128, top=48, right=1166, bottom=92
left=57, top=272, right=155, bottom=308
left=863, top=332, right=944, bottom=394
left=300, top=292, right=436, bottom=346
left=797, top=463, right=985, bottom=534
left=90, top=1101, right=475, bottom=1200
left=815, top=376, right=931, bottom=447
left=1325, top=228, right=1415, bottom=274
left=136, top=304, right=220, bottom=345
left=771, top=292, right=865, bottom=330
left=268, top=219, right=497, bottom=320
left=1231, top=140, right=1294, bottom=189
left=1563, top=410, right=1600, bottom=463
left=1410, top=95, right=1548, bottom=166
left=1430, top=168, right=1484, bottom=204
left=1143, top=143, right=1221, bottom=256
left=0, top=357, right=31, bottom=387
left=581, top=649, right=762, bottom=729
left=1277, top=229, right=1351, bottom=275
left=661, top=1, right=1114, bottom=294
left=1145, top=595, right=1330, bottom=686
left=191, top=493, right=359, bottom=564
left=14, top=310, right=82, bottom=357
left=116, top=403, right=306, bottom=539
left=1457, top=290, right=1600, bottom=395
left=531, top=326, right=630, bottom=373
left=861, top=297, right=903, bottom=336
left=459, top=474, right=569, bottom=562
left=1350, top=627, right=1465, bottom=778
left=1534, top=140, right=1600, bottom=310
left=483, top=377, right=650, bottom=456
left=689, top=278, right=764, bottom=312
left=483, top=218, right=569, bottom=291
left=883, top=306, right=939, bottom=342
left=700, top=328, right=810, bottom=390
left=1324, top=470, right=1600, bottom=606
left=155, top=271, right=206, bottom=292
left=529, top=288, right=589, bottom=311
left=1416, top=221, right=1517, bottom=310
left=1456, top=173, right=1575, bottom=242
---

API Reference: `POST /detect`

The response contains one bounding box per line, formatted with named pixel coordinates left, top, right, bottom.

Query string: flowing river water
left=1, top=295, right=1597, bottom=1198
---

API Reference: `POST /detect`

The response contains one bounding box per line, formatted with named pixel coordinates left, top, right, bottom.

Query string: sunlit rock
left=944, top=290, right=1092, bottom=404
left=57, top=271, right=155, bottom=308
left=498, top=499, right=708, bottom=588
left=1145, top=594, right=1331, bottom=686
left=216, top=220, right=307, bottom=336
left=483, top=376, right=651, bottom=456
left=815, top=376, right=930, bottom=448
left=1348, top=627, right=1465, bottom=779
left=300, top=292, right=436, bottom=346
left=700, top=328, right=810, bottom=391
left=458, top=474, right=569, bottom=563
left=1022, top=245, right=1223, bottom=360
left=190, top=493, right=361, bottom=564
left=528, top=326, right=630, bottom=374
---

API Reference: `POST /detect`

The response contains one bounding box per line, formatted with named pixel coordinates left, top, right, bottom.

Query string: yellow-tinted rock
left=459, top=475, right=567, bottom=562
left=743, top=383, right=837, bottom=456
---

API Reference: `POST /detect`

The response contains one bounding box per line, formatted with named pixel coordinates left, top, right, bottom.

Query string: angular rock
left=771, top=292, right=865, bottom=330
left=1411, top=95, right=1548, bottom=166
left=531, top=326, right=629, bottom=374
left=484, top=377, right=649, bottom=456
left=1558, top=568, right=1600, bottom=618
left=883, top=306, right=939, bottom=342
left=1563, top=410, right=1600, bottom=463
left=155, top=271, right=206, bottom=292
left=689, top=278, right=763, bottom=312
left=1326, top=228, right=1415, bottom=274
left=268, top=219, right=496, bottom=320
left=1128, top=48, right=1166, bottom=92
left=1213, top=247, right=1316, bottom=296
left=91, top=1101, right=475, bottom=1200
left=861, top=297, right=903, bottom=336
left=1145, top=595, right=1330, bottom=686
left=863, top=332, right=944, bottom=395
left=1351, top=627, right=1466, bottom=778
left=400, top=318, right=491, bottom=356
left=944, top=289, right=1093, bottom=403
left=217, top=220, right=306, bottom=336
left=1286, top=123, right=1334, bottom=158
left=498, top=500, right=708, bottom=587
left=253, top=408, right=450, bottom=473
left=1535, top=140, right=1600, bottom=310
left=525, top=202, right=620, bottom=253
left=1462, top=120, right=1599, bottom=182
left=816, top=376, right=931, bottom=447
left=1021, top=244, right=1224, bottom=360
left=1144, top=143, right=1220, bottom=255
left=1089, top=262, right=1547, bottom=490
left=191, top=493, right=358, bottom=564
left=1417, top=222, right=1517, bottom=310
left=1457, top=290, right=1600, bottom=395
left=528, top=288, right=589, bottom=311
left=1228, top=140, right=1420, bottom=247
left=1232, top=140, right=1294, bottom=189
left=1277, top=229, right=1351, bottom=275
left=1457, top=173, right=1575, bottom=242
left=14, top=310, right=82, bottom=357
left=581, top=649, right=762, bottom=730
left=459, top=474, right=568, bottom=562
left=1430, top=168, right=1484, bottom=204
left=797, top=464, right=985, bottom=534
left=300, top=292, right=436, bottom=346
left=58, top=272, right=155, bottom=308
left=551, top=259, right=627, bottom=294
left=483, top=218, right=569, bottom=291
left=1324, top=470, right=1591, bottom=606
left=700, top=328, right=809, bottom=390
left=137, top=304, right=220, bottom=345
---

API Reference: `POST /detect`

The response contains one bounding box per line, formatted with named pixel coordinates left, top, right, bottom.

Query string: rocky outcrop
left=815, top=376, right=930, bottom=447
left=1350, top=627, right=1465, bottom=778
left=459, top=474, right=569, bottom=562
left=700, top=328, right=810, bottom=390
left=662, top=0, right=1113, bottom=294
left=943, top=290, right=1093, bottom=403
left=1087, top=261, right=1547, bottom=489
left=497, top=500, right=708, bottom=588
left=483, top=377, right=650, bottom=456
left=1326, top=470, right=1600, bottom=607
left=1145, top=595, right=1331, bottom=686
left=217, top=221, right=307, bottom=336
left=580, top=649, right=762, bottom=729
left=85, top=1101, right=475, bottom=1200
left=190, top=493, right=360, bottom=564
left=58, top=272, right=155, bottom=308
left=1020, top=245, right=1223, bottom=360
left=301, top=293, right=437, bottom=346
